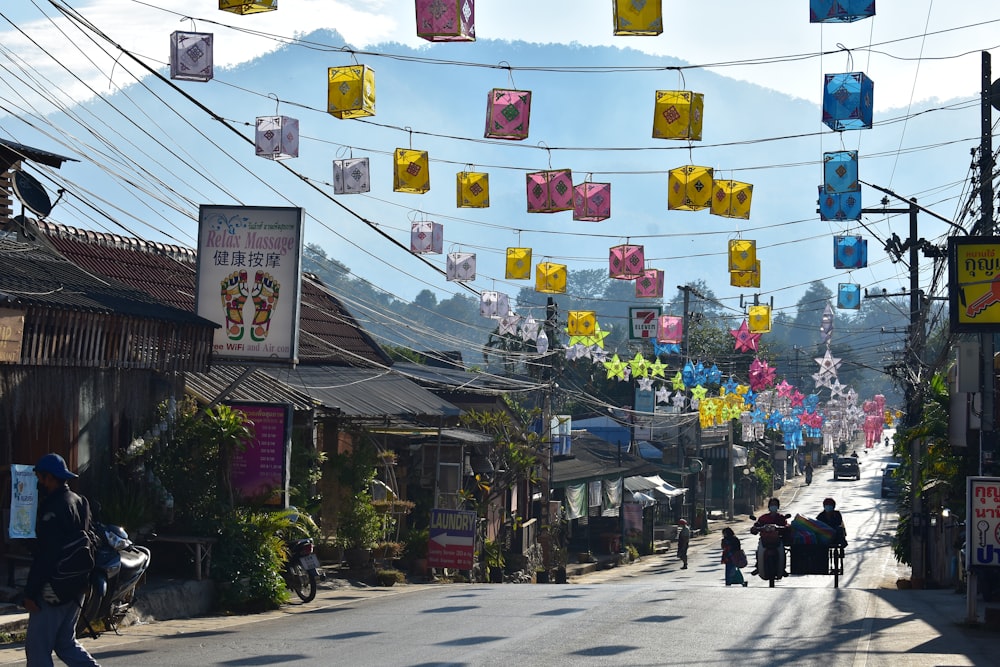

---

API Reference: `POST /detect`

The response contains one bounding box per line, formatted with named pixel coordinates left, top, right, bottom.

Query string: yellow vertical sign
left=951, top=238, right=1000, bottom=331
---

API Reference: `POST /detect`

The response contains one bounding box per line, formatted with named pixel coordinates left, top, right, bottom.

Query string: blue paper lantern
left=822, top=72, right=874, bottom=131
left=837, top=283, right=861, bottom=310
left=810, top=0, right=875, bottom=23
left=834, top=235, right=868, bottom=269
left=819, top=187, right=861, bottom=221
left=823, top=151, right=859, bottom=193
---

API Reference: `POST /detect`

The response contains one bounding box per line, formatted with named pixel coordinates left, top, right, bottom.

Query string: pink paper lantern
left=657, top=315, right=683, bottom=343
left=573, top=181, right=611, bottom=221
left=416, top=0, right=475, bottom=42
left=485, top=89, right=531, bottom=140
left=635, top=269, right=664, bottom=298
left=526, top=169, right=573, bottom=213
left=609, top=243, right=645, bottom=280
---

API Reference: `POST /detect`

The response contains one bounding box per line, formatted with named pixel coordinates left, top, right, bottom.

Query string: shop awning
left=625, top=474, right=687, bottom=499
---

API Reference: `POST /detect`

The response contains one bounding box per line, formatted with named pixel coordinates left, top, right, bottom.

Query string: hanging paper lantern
left=748, top=305, right=771, bottom=333
left=255, top=115, right=298, bottom=160
left=653, top=91, right=704, bottom=140
left=838, top=283, right=861, bottom=310
left=480, top=291, right=510, bottom=318
left=410, top=221, right=443, bottom=254
left=456, top=171, right=489, bottom=208
left=710, top=179, right=753, bottom=219
left=446, top=252, right=476, bottom=281
left=416, top=0, right=475, bottom=42
left=822, top=72, right=874, bottom=131
left=818, top=187, right=862, bottom=221
left=394, top=148, right=430, bottom=194
left=535, top=262, right=567, bottom=294
left=526, top=169, right=573, bottom=213
left=609, top=244, right=645, bottom=280
left=730, top=260, right=761, bottom=288
left=219, top=0, right=276, bottom=14
left=573, top=182, right=611, bottom=222
left=333, top=157, right=370, bottom=194
left=506, top=247, right=532, bottom=280
left=567, top=311, right=597, bottom=336
left=636, top=269, right=664, bottom=298
left=823, top=151, right=859, bottom=194
left=613, top=0, right=663, bottom=35
left=485, top=89, right=531, bottom=140
left=834, top=235, right=868, bottom=269
left=728, top=239, right=757, bottom=272
left=657, top=315, right=683, bottom=343
left=668, top=166, right=714, bottom=211
left=327, top=65, right=376, bottom=119
left=170, top=31, right=213, bottom=82
left=810, top=0, right=875, bottom=23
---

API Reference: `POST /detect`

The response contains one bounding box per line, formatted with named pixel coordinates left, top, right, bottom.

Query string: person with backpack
left=23, top=453, right=99, bottom=667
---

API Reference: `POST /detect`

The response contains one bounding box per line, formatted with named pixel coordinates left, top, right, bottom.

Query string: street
left=1, top=446, right=994, bottom=666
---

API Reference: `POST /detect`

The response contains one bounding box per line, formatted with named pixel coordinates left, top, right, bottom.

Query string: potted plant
left=375, top=568, right=405, bottom=587
left=336, top=491, right=382, bottom=569
left=483, top=538, right=505, bottom=583
left=403, top=527, right=429, bottom=576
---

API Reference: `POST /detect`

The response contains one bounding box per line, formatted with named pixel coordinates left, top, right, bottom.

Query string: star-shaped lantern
left=655, top=385, right=671, bottom=404
left=814, top=349, right=842, bottom=376
left=629, top=352, right=650, bottom=378
left=648, top=357, right=667, bottom=378
left=569, top=322, right=610, bottom=349
left=637, top=377, right=654, bottom=392
left=672, top=391, right=688, bottom=410
left=654, top=341, right=682, bottom=356
left=499, top=314, right=522, bottom=336
left=671, top=371, right=686, bottom=392
left=520, top=316, right=540, bottom=342
left=775, top=380, right=794, bottom=398
left=690, top=384, right=708, bottom=401
left=604, top=354, right=627, bottom=380
left=730, top=319, right=758, bottom=353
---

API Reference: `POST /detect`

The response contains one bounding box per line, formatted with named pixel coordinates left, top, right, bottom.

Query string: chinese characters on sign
left=196, top=206, right=304, bottom=363
left=226, top=402, right=290, bottom=506
left=967, top=477, right=1000, bottom=569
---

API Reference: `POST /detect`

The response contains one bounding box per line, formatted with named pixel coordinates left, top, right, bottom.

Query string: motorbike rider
left=750, top=497, right=789, bottom=577
left=804, top=462, right=813, bottom=485
left=816, top=497, right=847, bottom=546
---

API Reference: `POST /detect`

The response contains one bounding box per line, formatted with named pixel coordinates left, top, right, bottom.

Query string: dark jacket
left=25, top=484, right=91, bottom=603
left=721, top=534, right=741, bottom=564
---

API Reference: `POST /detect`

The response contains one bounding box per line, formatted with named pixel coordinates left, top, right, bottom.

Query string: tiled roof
left=38, top=221, right=390, bottom=366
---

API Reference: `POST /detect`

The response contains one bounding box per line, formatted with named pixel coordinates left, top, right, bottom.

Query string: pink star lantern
left=730, top=319, right=756, bottom=353
left=789, top=390, right=805, bottom=408
left=776, top=380, right=794, bottom=398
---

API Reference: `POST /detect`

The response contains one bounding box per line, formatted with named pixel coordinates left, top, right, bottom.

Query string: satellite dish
left=11, top=170, right=52, bottom=218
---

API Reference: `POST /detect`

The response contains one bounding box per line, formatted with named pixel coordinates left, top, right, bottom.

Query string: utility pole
left=542, top=297, right=556, bottom=528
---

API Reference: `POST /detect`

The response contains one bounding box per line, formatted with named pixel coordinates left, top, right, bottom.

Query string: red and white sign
left=630, top=306, right=661, bottom=340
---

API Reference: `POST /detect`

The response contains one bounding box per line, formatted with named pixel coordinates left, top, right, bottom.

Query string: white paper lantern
left=170, top=31, right=213, bottom=82
left=333, top=157, right=370, bottom=194
left=255, top=115, right=298, bottom=160
left=446, top=252, right=476, bottom=281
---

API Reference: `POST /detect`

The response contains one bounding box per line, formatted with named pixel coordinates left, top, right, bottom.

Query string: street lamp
left=742, top=466, right=756, bottom=514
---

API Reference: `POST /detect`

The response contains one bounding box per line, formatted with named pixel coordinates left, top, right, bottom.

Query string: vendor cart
left=789, top=543, right=845, bottom=588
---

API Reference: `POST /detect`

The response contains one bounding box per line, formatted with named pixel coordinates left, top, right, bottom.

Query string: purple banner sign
left=225, top=402, right=290, bottom=505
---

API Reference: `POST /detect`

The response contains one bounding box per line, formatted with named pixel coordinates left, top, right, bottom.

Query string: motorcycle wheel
left=288, top=563, right=317, bottom=603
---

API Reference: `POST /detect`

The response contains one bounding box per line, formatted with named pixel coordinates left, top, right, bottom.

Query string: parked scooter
left=284, top=535, right=320, bottom=603
left=750, top=514, right=791, bottom=587
left=77, top=521, right=151, bottom=638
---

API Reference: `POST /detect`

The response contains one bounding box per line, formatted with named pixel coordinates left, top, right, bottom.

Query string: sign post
left=427, top=508, right=476, bottom=570
left=967, top=476, right=1000, bottom=623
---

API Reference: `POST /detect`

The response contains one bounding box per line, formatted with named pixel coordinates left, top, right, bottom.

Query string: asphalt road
left=2, top=445, right=995, bottom=666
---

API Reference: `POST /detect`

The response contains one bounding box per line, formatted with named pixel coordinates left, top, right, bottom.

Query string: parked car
left=833, top=456, right=860, bottom=480
left=881, top=462, right=901, bottom=498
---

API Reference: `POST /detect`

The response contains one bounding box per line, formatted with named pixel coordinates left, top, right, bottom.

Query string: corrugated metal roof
left=552, top=431, right=661, bottom=488
left=0, top=238, right=213, bottom=326
left=261, top=365, right=461, bottom=421
left=183, top=365, right=319, bottom=411
left=392, top=361, right=540, bottom=395
left=0, top=139, right=76, bottom=168
left=38, top=221, right=389, bottom=366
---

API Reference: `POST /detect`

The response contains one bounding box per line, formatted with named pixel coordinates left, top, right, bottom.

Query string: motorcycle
left=77, top=522, right=151, bottom=638
left=284, top=535, right=320, bottom=603
left=750, top=514, right=791, bottom=587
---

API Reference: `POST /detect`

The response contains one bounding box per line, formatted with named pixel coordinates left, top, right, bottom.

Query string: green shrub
left=375, top=568, right=405, bottom=586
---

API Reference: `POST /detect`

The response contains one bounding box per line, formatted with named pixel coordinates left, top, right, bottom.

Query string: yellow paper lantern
left=613, top=0, right=663, bottom=36
left=220, top=0, right=276, bottom=14
left=711, top=180, right=753, bottom=219
left=730, top=260, right=761, bottom=288
left=535, top=262, right=567, bottom=294
left=393, top=148, right=430, bottom=194
left=653, top=91, right=704, bottom=141
left=567, top=311, right=597, bottom=336
left=668, top=165, right=714, bottom=211
left=506, top=247, right=532, bottom=280
left=728, top=239, right=757, bottom=272
left=748, top=305, right=771, bottom=333
left=327, top=65, right=376, bottom=119
left=456, top=171, right=489, bottom=208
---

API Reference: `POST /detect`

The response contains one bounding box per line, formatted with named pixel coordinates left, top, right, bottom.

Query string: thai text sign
left=427, top=508, right=475, bottom=570
left=949, top=237, right=1000, bottom=332
left=196, top=206, right=303, bottom=363
left=967, top=476, right=1000, bottom=569
left=226, top=402, right=290, bottom=506
left=629, top=306, right=661, bottom=340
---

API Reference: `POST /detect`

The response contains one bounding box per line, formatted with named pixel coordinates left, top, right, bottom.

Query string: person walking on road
left=720, top=527, right=747, bottom=586
left=23, top=453, right=100, bottom=667
left=676, top=519, right=691, bottom=569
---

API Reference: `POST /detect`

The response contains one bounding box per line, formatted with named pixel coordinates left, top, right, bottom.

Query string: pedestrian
left=676, top=519, right=691, bottom=569
left=23, top=453, right=100, bottom=667
left=720, top=527, right=747, bottom=586
left=816, top=497, right=847, bottom=546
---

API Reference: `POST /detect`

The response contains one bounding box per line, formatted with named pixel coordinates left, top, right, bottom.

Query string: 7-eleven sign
left=630, top=306, right=662, bottom=340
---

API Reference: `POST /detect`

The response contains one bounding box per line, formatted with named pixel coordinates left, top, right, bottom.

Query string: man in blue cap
left=23, top=453, right=99, bottom=666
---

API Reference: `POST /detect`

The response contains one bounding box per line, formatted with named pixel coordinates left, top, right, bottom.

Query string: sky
left=2, top=1, right=1000, bottom=359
